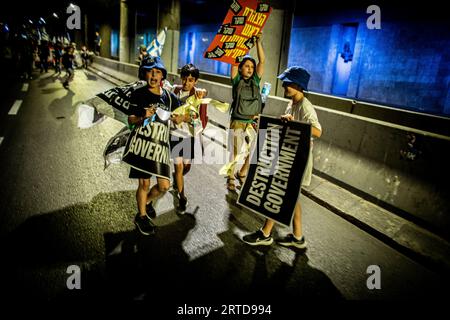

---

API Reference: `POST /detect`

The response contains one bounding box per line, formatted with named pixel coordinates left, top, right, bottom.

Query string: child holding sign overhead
left=226, top=32, right=265, bottom=191
left=242, top=66, right=322, bottom=249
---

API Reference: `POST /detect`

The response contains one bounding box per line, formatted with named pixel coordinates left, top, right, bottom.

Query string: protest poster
left=237, top=115, right=311, bottom=227
left=204, top=0, right=272, bottom=65
left=122, top=118, right=171, bottom=180
left=77, top=80, right=148, bottom=129
left=96, top=80, right=147, bottom=117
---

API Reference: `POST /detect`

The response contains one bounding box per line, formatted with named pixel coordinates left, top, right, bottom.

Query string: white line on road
left=21, top=83, right=29, bottom=92
left=0, top=137, right=4, bottom=147
left=8, top=100, right=23, bottom=115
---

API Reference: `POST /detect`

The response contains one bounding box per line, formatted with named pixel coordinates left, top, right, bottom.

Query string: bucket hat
left=278, top=66, right=310, bottom=92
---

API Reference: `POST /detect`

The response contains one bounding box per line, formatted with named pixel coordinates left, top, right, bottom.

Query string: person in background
left=81, top=45, right=89, bottom=69
left=39, top=40, right=50, bottom=73
left=53, top=42, right=62, bottom=74
left=94, top=31, right=102, bottom=56
left=137, top=44, right=148, bottom=64
left=62, top=46, right=75, bottom=88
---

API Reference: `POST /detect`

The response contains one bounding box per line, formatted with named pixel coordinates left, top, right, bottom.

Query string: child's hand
left=183, top=113, right=192, bottom=122
left=255, top=32, right=263, bottom=42
left=195, top=88, right=207, bottom=99
left=171, top=113, right=184, bottom=124
left=144, top=106, right=157, bottom=118
left=281, top=114, right=294, bottom=122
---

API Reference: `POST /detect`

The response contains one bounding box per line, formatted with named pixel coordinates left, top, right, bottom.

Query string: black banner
left=96, top=80, right=147, bottom=116
left=237, top=115, right=311, bottom=226
left=122, top=120, right=171, bottom=179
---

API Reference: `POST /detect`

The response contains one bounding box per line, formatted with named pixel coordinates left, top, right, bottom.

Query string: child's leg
left=182, top=137, right=193, bottom=176
left=226, top=121, right=238, bottom=189
left=238, top=123, right=256, bottom=177
left=174, top=158, right=185, bottom=197
left=260, top=201, right=303, bottom=237
left=137, top=178, right=151, bottom=216
left=147, top=177, right=170, bottom=203
left=228, top=122, right=239, bottom=179
left=262, top=219, right=275, bottom=236
left=182, top=160, right=191, bottom=176
left=239, top=154, right=250, bottom=177
left=292, top=201, right=303, bottom=238
left=68, top=68, right=74, bottom=82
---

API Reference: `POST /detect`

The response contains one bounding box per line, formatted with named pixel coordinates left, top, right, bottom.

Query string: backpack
left=231, top=77, right=262, bottom=120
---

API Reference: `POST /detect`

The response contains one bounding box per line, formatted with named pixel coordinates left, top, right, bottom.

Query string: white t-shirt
left=284, top=97, right=321, bottom=132
left=284, top=97, right=321, bottom=188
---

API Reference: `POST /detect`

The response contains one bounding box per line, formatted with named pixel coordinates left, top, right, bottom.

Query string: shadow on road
left=101, top=211, right=196, bottom=300
left=41, top=87, right=65, bottom=95
left=0, top=190, right=136, bottom=300
left=83, top=70, right=98, bottom=81
left=0, top=188, right=343, bottom=302
left=47, top=89, right=75, bottom=120
left=96, top=207, right=343, bottom=302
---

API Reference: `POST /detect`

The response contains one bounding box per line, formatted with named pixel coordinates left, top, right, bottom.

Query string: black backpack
left=231, top=77, right=262, bottom=120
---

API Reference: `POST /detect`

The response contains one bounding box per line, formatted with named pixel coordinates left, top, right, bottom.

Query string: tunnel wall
left=92, top=56, right=450, bottom=234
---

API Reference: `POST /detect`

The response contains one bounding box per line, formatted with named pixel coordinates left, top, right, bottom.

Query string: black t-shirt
left=129, top=85, right=180, bottom=120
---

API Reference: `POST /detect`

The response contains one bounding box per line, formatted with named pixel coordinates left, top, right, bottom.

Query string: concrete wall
left=159, top=0, right=180, bottom=74
left=312, top=109, right=450, bottom=233
left=99, top=24, right=112, bottom=58
left=289, top=18, right=450, bottom=116
left=92, top=56, right=139, bottom=83
left=92, top=56, right=450, bottom=235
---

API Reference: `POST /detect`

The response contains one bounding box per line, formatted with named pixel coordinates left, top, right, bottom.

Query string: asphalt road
left=0, top=66, right=448, bottom=306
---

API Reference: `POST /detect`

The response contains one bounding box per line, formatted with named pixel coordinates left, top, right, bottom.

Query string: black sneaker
left=242, top=229, right=273, bottom=246
left=277, top=234, right=307, bottom=249
left=177, top=195, right=188, bottom=214
left=134, top=213, right=156, bottom=236
left=146, top=201, right=156, bottom=218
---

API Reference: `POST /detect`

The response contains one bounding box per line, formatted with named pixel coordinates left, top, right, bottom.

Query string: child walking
left=242, top=66, right=322, bottom=249
left=170, top=63, right=207, bottom=213
left=227, top=33, right=265, bottom=191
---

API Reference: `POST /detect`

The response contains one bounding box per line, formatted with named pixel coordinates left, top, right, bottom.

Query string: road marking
left=0, top=137, right=3, bottom=147
left=8, top=100, right=23, bottom=115
left=21, top=83, right=29, bottom=92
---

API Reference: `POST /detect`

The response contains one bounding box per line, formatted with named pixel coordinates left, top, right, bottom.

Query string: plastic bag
left=103, top=126, right=131, bottom=169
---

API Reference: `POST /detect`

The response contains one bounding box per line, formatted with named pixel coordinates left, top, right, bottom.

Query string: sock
left=260, top=228, right=270, bottom=238
left=293, top=234, right=303, bottom=241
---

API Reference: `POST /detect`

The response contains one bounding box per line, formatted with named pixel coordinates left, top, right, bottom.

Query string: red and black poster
left=204, top=0, right=272, bottom=65
left=237, top=115, right=312, bottom=227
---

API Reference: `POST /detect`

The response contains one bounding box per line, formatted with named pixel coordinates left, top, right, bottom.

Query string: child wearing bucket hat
left=127, top=56, right=184, bottom=235
left=243, top=66, right=322, bottom=249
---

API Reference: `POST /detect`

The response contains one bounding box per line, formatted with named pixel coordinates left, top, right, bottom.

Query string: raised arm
left=231, top=65, right=239, bottom=80
left=255, top=33, right=265, bottom=78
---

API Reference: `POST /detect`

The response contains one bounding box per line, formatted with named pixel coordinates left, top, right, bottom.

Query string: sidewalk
left=86, top=61, right=450, bottom=275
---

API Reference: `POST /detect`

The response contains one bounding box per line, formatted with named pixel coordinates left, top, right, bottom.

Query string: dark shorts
left=170, top=136, right=195, bottom=160
left=129, top=167, right=152, bottom=179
